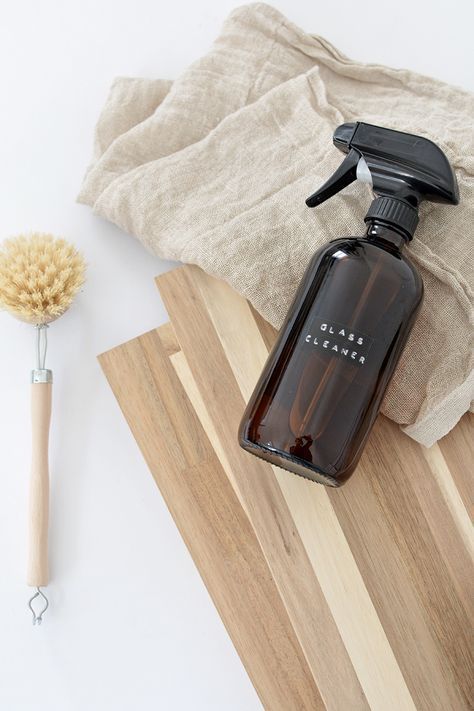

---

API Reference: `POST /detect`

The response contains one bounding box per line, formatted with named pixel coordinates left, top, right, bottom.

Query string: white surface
left=0, top=2, right=472, bottom=709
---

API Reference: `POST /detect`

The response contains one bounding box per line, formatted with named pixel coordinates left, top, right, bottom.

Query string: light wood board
left=99, top=265, right=473, bottom=711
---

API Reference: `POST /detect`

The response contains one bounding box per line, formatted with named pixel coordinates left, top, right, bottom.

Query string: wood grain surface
left=99, top=265, right=473, bottom=711
left=27, top=381, right=51, bottom=587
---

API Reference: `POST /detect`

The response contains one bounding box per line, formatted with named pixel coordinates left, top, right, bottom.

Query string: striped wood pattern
left=99, top=265, right=473, bottom=710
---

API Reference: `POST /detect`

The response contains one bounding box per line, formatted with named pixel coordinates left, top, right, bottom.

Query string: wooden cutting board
left=99, top=265, right=473, bottom=711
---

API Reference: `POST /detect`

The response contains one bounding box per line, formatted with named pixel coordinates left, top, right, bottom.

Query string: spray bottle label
left=303, top=318, right=373, bottom=366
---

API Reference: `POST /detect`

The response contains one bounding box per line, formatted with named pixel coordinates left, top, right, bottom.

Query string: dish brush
left=0, top=232, right=85, bottom=624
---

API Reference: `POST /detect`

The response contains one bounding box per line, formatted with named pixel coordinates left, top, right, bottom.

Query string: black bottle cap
left=306, top=122, right=459, bottom=240
left=364, top=196, right=419, bottom=241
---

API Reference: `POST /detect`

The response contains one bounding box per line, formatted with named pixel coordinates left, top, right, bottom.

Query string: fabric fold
left=79, top=2, right=474, bottom=446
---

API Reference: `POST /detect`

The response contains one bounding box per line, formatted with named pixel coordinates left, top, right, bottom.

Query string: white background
left=0, top=2, right=472, bottom=709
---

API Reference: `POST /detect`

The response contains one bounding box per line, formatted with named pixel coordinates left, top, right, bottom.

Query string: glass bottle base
left=239, top=438, right=341, bottom=488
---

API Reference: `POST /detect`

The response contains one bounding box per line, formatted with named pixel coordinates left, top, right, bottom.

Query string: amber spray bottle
left=239, top=122, right=459, bottom=486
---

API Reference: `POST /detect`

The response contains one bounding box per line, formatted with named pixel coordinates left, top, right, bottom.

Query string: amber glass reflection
left=239, top=224, right=423, bottom=486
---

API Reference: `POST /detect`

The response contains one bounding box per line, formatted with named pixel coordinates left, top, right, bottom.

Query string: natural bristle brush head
left=0, top=232, right=85, bottom=325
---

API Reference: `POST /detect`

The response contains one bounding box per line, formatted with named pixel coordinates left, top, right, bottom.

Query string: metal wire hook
left=35, top=324, right=48, bottom=370
left=28, top=587, right=49, bottom=625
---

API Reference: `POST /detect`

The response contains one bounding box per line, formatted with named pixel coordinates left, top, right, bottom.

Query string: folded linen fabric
left=79, top=2, right=474, bottom=446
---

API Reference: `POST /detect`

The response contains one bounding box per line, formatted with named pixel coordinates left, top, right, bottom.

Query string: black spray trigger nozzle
left=305, top=148, right=362, bottom=208
left=305, top=121, right=459, bottom=240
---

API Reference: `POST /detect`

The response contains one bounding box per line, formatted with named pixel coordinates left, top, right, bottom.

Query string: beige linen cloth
left=79, top=2, right=474, bottom=446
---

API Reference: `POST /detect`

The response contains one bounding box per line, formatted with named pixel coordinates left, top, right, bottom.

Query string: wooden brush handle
left=27, top=381, right=51, bottom=587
